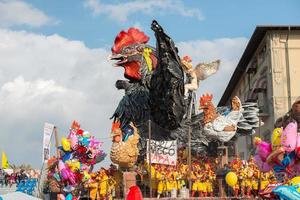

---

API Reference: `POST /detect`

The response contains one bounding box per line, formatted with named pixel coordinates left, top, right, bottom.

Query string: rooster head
left=109, top=27, right=157, bottom=81
left=199, top=93, right=214, bottom=110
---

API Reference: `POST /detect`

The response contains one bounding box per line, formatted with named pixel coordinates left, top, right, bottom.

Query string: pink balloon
left=254, top=154, right=272, bottom=172
left=59, top=160, right=69, bottom=180
left=60, top=169, right=69, bottom=180
left=257, top=140, right=272, bottom=162
left=58, top=160, right=66, bottom=171
left=67, top=169, right=77, bottom=185
left=58, top=194, right=65, bottom=200
left=70, top=134, right=78, bottom=149
left=281, top=122, right=298, bottom=152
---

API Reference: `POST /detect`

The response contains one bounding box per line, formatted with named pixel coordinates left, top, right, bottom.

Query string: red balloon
left=126, top=186, right=143, bottom=200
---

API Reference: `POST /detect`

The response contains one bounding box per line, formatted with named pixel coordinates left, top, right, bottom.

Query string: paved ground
left=0, top=185, right=17, bottom=195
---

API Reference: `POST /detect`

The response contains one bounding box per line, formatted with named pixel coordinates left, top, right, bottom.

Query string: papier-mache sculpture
left=109, top=20, right=260, bottom=161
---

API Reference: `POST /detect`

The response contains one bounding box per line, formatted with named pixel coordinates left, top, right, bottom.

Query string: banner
left=147, top=140, right=177, bottom=165
left=42, top=123, right=54, bottom=162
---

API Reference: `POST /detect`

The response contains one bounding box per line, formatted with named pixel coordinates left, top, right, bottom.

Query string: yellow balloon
left=66, top=160, right=80, bottom=171
left=61, top=137, right=71, bottom=151
left=83, top=171, right=91, bottom=182
left=225, top=172, right=238, bottom=187
left=290, top=176, right=300, bottom=185
left=271, top=127, right=283, bottom=149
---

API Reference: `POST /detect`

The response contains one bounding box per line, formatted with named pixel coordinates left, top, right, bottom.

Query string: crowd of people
left=0, top=168, right=40, bottom=188
left=226, top=155, right=277, bottom=198
left=78, top=147, right=276, bottom=199
left=45, top=148, right=280, bottom=199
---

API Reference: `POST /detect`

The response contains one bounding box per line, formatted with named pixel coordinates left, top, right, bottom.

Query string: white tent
left=0, top=192, right=41, bottom=200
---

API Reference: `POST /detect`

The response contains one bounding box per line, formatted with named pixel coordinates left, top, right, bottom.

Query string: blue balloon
left=65, top=193, right=73, bottom=200
left=274, top=165, right=285, bottom=173
left=81, top=137, right=90, bottom=146
left=282, top=151, right=296, bottom=167
left=53, top=173, right=61, bottom=181
left=62, top=152, right=72, bottom=162
left=273, top=185, right=300, bottom=200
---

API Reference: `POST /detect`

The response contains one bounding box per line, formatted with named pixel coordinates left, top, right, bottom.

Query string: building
left=218, top=26, right=300, bottom=160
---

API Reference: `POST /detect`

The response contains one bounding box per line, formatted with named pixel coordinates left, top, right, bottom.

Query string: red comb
left=182, top=55, right=192, bottom=62
left=111, top=121, right=121, bottom=132
left=112, top=28, right=149, bottom=53
left=199, top=93, right=213, bottom=106
left=71, top=120, right=80, bottom=130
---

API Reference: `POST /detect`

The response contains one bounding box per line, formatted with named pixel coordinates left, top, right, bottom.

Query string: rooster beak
left=107, top=53, right=123, bottom=60
left=198, top=106, right=203, bottom=110
left=108, top=53, right=128, bottom=67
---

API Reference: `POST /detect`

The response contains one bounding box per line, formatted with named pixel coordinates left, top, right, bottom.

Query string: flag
left=2, top=151, right=10, bottom=169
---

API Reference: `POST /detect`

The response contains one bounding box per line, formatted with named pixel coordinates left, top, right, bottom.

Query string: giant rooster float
left=109, top=20, right=260, bottom=167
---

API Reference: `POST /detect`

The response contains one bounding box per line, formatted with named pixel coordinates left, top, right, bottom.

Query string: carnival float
left=43, top=20, right=300, bottom=199
left=108, top=20, right=259, bottom=168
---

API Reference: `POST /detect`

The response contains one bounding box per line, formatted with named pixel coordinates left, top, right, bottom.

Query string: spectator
left=0, top=170, right=5, bottom=187
left=4, top=172, right=9, bottom=186
left=9, top=172, right=16, bottom=187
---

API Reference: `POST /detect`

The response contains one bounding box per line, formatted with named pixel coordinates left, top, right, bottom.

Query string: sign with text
left=147, top=140, right=177, bottom=165
left=42, top=123, right=54, bottom=162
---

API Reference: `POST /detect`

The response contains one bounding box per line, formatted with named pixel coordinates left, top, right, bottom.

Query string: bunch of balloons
left=253, top=121, right=300, bottom=198
left=50, top=121, right=106, bottom=199
left=253, top=121, right=300, bottom=178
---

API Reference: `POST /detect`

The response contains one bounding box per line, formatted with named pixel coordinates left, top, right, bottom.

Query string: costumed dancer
left=205, top=163, right=215, bottom=197
left=230, top=158, right=241, bottom=197
left=88, top=172, right=100, bottom=200
left=99, top=168, right=109, bottom=199
left=156, top=166, right=166, bottom=199
left=240, top=163, right=253, bottom=197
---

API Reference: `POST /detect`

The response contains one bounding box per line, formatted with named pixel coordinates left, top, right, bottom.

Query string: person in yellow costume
left=88, top=172, right=100, bottom=200
left=191, top=165, right=205, bottom=197
left=260, top=172, right=270, bottom=191
left=99, top=168, right=109, bottom=199
left=251, top=164, right=259, bottom=197
left=175, top=165, right=184, bottom=190
left=168, top=167, right=179, bottom=193
left=231, top=161, right=241, bottom=197
left=240, top=163, right=253, bottom=197
left=191, top=172, right=198, bottom=196
left=200, top=169, right=208, bottom=197
left=107, top=177, right=116, bottom=200
left=144, top=162, right=158, bottom=196
left=157, top=168, right=167, bottom=198
left=204, top=164, right=215, bottom=197
left=166, top=169, right=175, bottom=196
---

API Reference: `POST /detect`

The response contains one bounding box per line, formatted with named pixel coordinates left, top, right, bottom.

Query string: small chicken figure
left=110, top=121, right=139, bottom=168
left=199, top=93, right=243, bottom=142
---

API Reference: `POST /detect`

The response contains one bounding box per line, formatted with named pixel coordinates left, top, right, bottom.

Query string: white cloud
left=0, top=0, right=56, bottom=27
left=83, top=0, right=204, bottom=23
left=0, top=29, right=122, bottom=167
left=0, top=28, right=248, bottom=168
left=177, top=37, right=248, bottom=104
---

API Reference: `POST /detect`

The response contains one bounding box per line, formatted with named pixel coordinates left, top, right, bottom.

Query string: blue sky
left=0, top=0, right=299, bottom=168
left=15, top=0, right=300, bottom=48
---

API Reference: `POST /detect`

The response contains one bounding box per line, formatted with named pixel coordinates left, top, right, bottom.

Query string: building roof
left=218, top=25, right=300, bottom=106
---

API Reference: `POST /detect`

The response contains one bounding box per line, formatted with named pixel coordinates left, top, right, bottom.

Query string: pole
left=54, top=127, right=60, bottom=158
left=187, top=91, right=194, bottom=197
left=148, top=119, right=152, bottom=198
